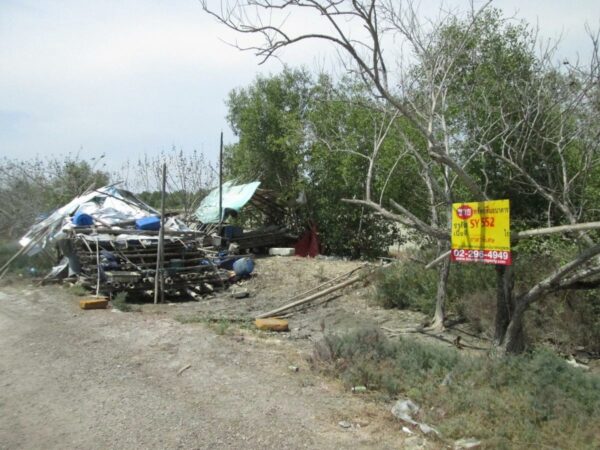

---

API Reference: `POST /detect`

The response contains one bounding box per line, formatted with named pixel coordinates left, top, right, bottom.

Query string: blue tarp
left=195, top=181, right=260, bottom=223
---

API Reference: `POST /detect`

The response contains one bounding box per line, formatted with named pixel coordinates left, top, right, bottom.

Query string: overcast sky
left=1, top=0, right=599, bottom=172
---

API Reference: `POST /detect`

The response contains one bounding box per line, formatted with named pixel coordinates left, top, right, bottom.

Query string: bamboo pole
left=279, top=264, right=368, bottom=305
left=95, top=238, right=101, bottom=297
left=0, top=244, right=29, bottom=280
left=218, top=131, right=224, bottom=231
left=255, top=274, right=362, bottom=319
left=154, top=163, right=167, bottom=304
left=71, top=228, right=206, bottom=236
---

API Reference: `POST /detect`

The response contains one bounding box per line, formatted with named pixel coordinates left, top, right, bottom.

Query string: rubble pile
left=8, top=181, right=306, bottom=300
left=70, top=231, right=227, bottom=295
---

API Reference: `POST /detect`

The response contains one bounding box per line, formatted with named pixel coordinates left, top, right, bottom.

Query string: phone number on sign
left=451, top=249, right=511, bottom=263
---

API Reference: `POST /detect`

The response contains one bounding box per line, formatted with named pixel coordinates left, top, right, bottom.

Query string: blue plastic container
left=72, top=212, right=94, bottom=226
left=233, top=257, right=255, bottom=277
left=136, top=216, right=161, bottom=231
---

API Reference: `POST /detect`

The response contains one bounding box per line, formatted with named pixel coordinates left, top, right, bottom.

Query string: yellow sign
left=451, top=199, right=511, bottom=265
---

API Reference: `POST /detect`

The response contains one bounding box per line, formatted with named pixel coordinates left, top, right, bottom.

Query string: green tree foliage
left=437, top=9, right=600, bottom=226
left=225, top=67, right=311, bottom=197
left=305, top=76, right=425, bottom=256
left=224, top=70, right=425, bottom=256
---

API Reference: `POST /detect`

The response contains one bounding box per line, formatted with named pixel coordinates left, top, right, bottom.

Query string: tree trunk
left=494, top=264, right=515, bottom=345
left=494, top=264, right=527, bottom=354
left=500, top=299, right=527, bottom=354
left=429, top=242, right=450, bottom=331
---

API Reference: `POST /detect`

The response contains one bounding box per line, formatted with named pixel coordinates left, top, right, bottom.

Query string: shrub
left=0, top=240, right=52, bottom=276
left=374, top=262, right=437, bottom=314
left=111, top=292, right=132, bottom=312
left=375, top=258, right=496, bottom=317
left=376, top=244, right=600, bottom=352
left=67, top=284, right=88, bottom=296
left=312, top=328, right=600, bottom=448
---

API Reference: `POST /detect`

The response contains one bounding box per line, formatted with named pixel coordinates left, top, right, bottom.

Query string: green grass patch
left=67, top=284, right=89, bottom=296
left=374, top=259, right=496, bottom=316
left=311, top=327, right=600, bottom=449
left=111, top=292, right=140, bottom=312
left=175, top=314, right=206, bottom=324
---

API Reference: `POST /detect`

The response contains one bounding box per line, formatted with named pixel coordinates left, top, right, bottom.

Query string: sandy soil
left=0, top=264, right=422, bottom=450
left=163, top=256, right=486, bottom=351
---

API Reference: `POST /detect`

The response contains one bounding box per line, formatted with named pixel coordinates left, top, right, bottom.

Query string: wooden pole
left=95, top=238, right=101, bottom=297
left=255, top=275, right=362, bottom=319
left=218, top=131, right=224, bottom=229
left=0, top=244, right=29, bottom=281
left=280, top=264, right=367, bottom=305
left=154, top=162, right=167, bottom=304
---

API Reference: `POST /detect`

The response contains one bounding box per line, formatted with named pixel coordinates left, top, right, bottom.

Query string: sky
left=1, top=0, right=599, bottom=173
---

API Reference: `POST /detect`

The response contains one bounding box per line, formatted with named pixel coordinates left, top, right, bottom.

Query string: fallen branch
left=255, top=274, right=363, bottom=319
left=425, top=221, right=600, bottom=268
left=281, top=263, right=368, bottom=305
left=381, top=325, right=424, bottom=334
left=177, top=364, right=192, bottom=376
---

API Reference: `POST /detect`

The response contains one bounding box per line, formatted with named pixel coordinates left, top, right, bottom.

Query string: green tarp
left=195, top=181, right=261, bottom=223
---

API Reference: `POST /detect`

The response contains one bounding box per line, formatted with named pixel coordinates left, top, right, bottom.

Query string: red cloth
left=295, top=223, right=320, bottom=257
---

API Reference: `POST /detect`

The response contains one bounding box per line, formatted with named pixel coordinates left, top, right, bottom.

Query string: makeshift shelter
left=195, top=181, right=261, bottom=223
left=14, top=186, right=231, bottom=296
left=194, top=180, right=297, bottom=251
left=19, top=185, right=187, bottom=254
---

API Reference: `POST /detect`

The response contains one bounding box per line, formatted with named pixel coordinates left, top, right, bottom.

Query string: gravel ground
left=0, top=279, right=410, bottom=450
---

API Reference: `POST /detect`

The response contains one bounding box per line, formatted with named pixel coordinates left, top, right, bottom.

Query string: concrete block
left=268, top=247, right=295, bottom=256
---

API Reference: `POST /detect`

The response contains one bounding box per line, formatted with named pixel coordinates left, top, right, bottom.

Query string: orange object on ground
left=255, top=318, right=289, bottom=332
left=79, top=297, right=109, bottom=310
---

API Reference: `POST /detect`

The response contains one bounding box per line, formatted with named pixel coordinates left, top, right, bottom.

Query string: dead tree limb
left=256, top=274, right=363, bottom=318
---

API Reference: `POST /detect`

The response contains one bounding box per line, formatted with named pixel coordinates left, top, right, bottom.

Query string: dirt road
left=0, top=285, right=404, bottom=450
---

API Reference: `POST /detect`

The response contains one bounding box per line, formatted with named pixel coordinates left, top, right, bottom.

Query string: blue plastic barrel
left=233, top=257, right=255, bottom=277
left=72, top=212, right=94, bottom=226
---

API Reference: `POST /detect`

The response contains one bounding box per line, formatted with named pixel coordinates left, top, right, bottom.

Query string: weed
left=67, top=284, right=88, bottom=297
left=0, top=240, right=52, bottom=274
left=111, top=292, right=133, bottom=312
left=175, top=314, right=205, bottom=324
left=374, top=262, right=437, bottom=314
left=314, top=264, right=328, bottom=283
left=213, top=319, right=230, bottom=335
left=376, top=247, right=600, bottom=353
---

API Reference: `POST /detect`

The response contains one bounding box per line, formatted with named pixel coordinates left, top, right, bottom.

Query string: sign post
left=451, top=199, right=511, bottom=265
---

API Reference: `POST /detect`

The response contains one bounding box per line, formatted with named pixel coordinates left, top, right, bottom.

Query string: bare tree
left=125, top=148, right=217, bottom=217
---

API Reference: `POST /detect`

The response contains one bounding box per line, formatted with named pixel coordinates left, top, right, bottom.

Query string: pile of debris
left=4, top=181, right=305, bottom=299
left=9, top=185, right=238, bottom=298
left=69, top=230, right=227, bottom=296
left=194, top=181, right=298, bottom=252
